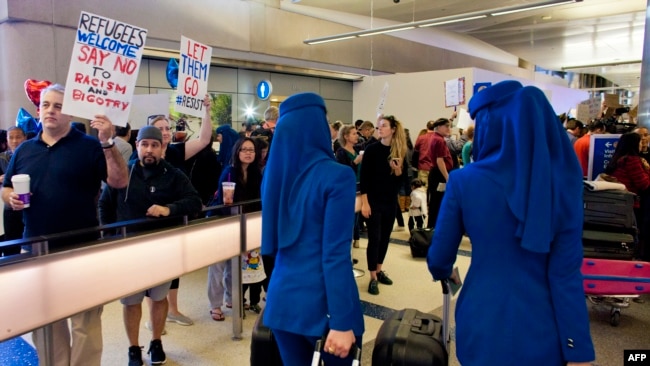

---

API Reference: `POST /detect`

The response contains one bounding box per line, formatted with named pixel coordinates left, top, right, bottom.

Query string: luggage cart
left=581, top=258, right=650, bottom=326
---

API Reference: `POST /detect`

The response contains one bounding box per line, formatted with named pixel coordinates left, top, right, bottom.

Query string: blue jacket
left=428, top=81, right=594, bottom=365
left=261, top=93, right=364, bottom=337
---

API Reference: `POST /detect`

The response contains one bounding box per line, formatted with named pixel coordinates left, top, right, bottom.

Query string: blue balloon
left=166, top=58, right=179, bottom=89
left=15, top=108, right=40, bottom=135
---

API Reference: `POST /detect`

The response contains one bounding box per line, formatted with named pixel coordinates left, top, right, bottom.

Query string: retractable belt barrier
left=0, top=200, right=262, bottom=346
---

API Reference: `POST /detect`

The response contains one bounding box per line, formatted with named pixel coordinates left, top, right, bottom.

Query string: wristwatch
left=101, top=138, right=115, bottom=149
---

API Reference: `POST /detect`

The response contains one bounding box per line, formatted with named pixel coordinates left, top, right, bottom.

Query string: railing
left=0, top=201, right=262, bottom=365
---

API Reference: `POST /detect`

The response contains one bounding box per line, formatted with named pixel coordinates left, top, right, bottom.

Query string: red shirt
left=431, top=132, right=453, bottom=171
left=610, top=155, right=650, bottom=195
left=414, top=131, right=436, bottom=171
left=574, top=133, right=590, bottom=177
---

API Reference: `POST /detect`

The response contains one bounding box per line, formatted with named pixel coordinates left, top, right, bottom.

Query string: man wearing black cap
left=428, top=118, right=454, bottom=228
left=98, top=126, right=202, bottom=366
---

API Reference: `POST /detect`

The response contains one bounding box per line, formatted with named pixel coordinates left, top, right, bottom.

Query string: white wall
left=353, top=68, right=589, bottom=134
left=352, top=68, right=473, bottom=134
left=473, top=68, right=588, bottom=115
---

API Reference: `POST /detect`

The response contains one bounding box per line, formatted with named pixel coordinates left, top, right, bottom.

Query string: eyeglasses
left=239, top=148, right=256, bottom=153
left=147, top=114, right=167, bottom=125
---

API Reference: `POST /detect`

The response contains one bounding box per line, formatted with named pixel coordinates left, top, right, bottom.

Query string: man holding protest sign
left=2, top=84, right=129, bottom=365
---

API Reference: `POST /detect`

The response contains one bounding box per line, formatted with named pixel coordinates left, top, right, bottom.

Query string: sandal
left=210, top=309, right=225, bottom=321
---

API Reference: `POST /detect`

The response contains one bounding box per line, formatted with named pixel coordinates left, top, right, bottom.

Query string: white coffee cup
left=11, top=174, right=30, bottom=208
left=359, top=150, right=364, bottom=155
left=222, top=182, right=236, bottom=205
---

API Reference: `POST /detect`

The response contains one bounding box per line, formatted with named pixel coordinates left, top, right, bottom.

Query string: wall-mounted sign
left=257, top=80, right=272, bottom=100
left=589, top=134, right=621, bottom=180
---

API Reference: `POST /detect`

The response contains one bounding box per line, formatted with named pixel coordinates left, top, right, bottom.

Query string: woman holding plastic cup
left=207, top=137, right=263, bottom=320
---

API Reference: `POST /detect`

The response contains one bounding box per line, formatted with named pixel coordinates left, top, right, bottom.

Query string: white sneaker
left=144, top=321, right=167, bottom=335
left=393, top=226, right=405, bottom=232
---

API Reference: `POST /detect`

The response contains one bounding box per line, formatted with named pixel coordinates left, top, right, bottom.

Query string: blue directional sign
left=588, top=134, right=621, bottom=180
left=257, top=80, right=272, bottom=100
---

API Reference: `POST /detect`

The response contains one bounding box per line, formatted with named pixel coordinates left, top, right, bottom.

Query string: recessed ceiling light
left=542, top=15, right=552, bottom=20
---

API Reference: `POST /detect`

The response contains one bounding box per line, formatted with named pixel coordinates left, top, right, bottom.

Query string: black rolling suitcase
left=251, top=308, right=363, bottom=366
left=583, top=229, right=636, bottom=260
left=372, top=280, right=452, bottom=366
left=408, top=228, right=434, bottom=258
left=250, top=308, right=283, bottom=366
left=583, top=188, right=636, bottom=230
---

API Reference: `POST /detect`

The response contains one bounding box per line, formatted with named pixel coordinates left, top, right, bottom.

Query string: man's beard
left=142, top=156, right=159, bottom=167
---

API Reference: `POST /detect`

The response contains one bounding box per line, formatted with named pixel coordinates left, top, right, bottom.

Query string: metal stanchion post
left=30, top=240, right=55, bottom=364
left=31, top=240, right=48, bottom=256
left=231, top=254, right=243, bottom=340
left=231, top=205, right=245, bottom=340
left=32, top=322, right=56, bottom=366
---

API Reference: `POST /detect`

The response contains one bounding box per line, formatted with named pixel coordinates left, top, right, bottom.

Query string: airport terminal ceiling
left=284, top=0, right=646, bottom=88
left=0, top=0, right=646, bottom=127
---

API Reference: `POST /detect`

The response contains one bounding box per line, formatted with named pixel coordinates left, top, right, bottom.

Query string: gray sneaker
left=166, top=312, right=193, bottom=326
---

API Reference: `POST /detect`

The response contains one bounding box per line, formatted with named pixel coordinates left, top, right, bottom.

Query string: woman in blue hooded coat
left=427, top=81, right=594, bottom=366
left=261, top=93, right=364, bottom=365
left=215, top=124, right=241, bottom=168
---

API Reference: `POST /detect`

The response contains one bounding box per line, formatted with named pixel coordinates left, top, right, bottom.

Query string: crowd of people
left=0, top=84, right=280, bottom=366
left=8, top=80, right=641, bottom=365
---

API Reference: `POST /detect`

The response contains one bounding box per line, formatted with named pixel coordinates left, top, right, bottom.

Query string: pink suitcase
left=582, top=258, right=650, bottom=295
left=581, top=258, right=650, bottom=326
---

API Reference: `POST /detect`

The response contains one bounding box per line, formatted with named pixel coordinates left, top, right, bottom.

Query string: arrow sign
left=588, top=134, right=621, bottom=180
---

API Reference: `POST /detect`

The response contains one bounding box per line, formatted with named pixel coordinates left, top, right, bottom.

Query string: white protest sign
left=444, top=77, right=465, bottom=107
left=175, top=36, right=212, bottom=118
left=63, top=11, right=147, bottom=126
left=455, top=108, right=473, bottom=130
left=127, top=94, right=171, bottom=129
left=376, top=82, right=389, bottom=115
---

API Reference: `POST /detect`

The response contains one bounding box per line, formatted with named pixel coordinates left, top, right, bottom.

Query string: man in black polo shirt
left=2, top=83, right=128, bottom=366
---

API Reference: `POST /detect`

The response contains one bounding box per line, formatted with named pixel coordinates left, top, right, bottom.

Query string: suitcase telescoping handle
left=440, top=279, right=451, bottom=354
left=312, top=337, right=361, bottom=366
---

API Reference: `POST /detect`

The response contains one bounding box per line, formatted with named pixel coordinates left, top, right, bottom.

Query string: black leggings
left=366, top=200, right=396, bottom=271
left=243, top=282, right=263, bottom=305
left=395, top=197, right=404, bottom=227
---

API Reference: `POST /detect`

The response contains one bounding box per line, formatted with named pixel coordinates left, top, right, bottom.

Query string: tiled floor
left=3, top=213, right=650, bottom=365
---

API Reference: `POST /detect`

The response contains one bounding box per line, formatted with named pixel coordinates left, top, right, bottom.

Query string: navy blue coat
left=428, top=81, right=594, bottom=365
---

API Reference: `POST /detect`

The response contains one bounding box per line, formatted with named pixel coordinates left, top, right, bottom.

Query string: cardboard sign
left=127, top=94, right=172, bottom=129
left=174, top=36, right=212, bottom=117
left=589, top=134, right=621, bottom=180
left=63, top=12, right=147, bottom=126
left=455, top=108, right=473, bottom=130
left=445, top=77, right=465, bottom=107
